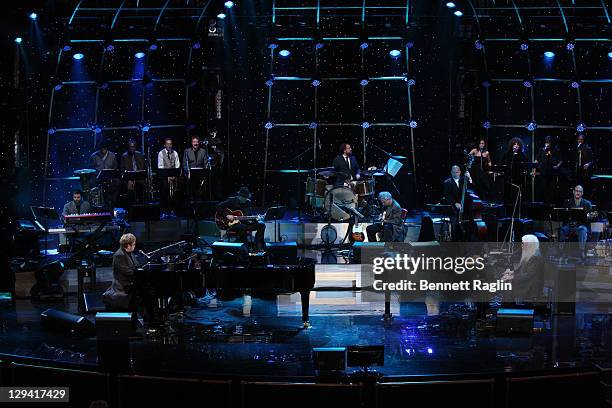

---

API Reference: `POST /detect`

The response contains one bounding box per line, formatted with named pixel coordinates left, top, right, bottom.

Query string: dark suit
left=559, top=197, right=592, bottom=250
left=511, top=254, right=545, bottom=300
left=217, top=196, right=265, bottom=249
left=443, top=177, right=473, bottom=241
left=103, top=248, right=137, bottom=310
left=333, top=154, right=360, bottom=186
left=62, top=200, right=91, bottom=217
left=120, top=152, right=146, bottom=203
left=575, top=143, right=594, bottom=194
left=536, top=146, right=562, bottom=204
left=366, top=200, right=404, bottom=242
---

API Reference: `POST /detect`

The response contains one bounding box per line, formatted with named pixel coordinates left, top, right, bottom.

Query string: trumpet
left=168, top=176, right=177, bottom=199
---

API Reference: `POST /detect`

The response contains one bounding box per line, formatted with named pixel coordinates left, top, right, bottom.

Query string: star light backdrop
left=8, top=0, right=612, bottom=214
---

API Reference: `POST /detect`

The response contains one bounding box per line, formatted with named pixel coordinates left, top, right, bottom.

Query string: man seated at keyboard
left=62, top=190, right=91, bottom=220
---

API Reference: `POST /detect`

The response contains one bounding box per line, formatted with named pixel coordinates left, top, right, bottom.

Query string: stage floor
left=1, top=294, right=611, bottom=380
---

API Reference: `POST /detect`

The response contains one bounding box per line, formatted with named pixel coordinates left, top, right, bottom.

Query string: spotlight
left=192, top=40, right=201, bottom=49
left=278, top=49, right=291, bottom=57
left=454, top=10, right=463, bottom=16
left=265, top=78, right=274, bottom=87
left=217, top=13, right=226, bottom=19
left=224, top=1, right=234, bottom=8
left=570, top=80, right=580, bottom=89
left=482, top=120, right=491, bottom=129
left=389, top=49, right=401, bottom=58
left=359, top=78, right=369, bottom=86
left=29, top=12, right=38, bottom=20
left=359, top=41, right=369, bottom=50
left=544, top=51, right=555, bottom=58
left=607, top=51, right=612, bottom=60
left=311, top=79, right=321, bottom=87
left=139, top=122, right=151, bottom=132
left=149, top=42, right=158, bottom=51
left=361, top=122, right=370, bottom=129
left=62, top=44, right=72, bottom=52
left=405, top=41, right=414, bottom=49
left=73, top=53, right=84, bottom=60
left=526, top=121, right=537, bottom=131
left=427, top=347, right=433, bottom=354
left=104, top=42, right=114, bottom=52
left=523, top=79, right=533, bottom=88
left=47, top=127, right=56, bottom=135
left=309, top=122, right=317, bottom=129
left=566, top=41, right=575, bottom=51
left=90, top=124, right=103, bottom=134
left=519, top=41, right=529, bottom=51
left=134, top=52, right=145, bottom=59
left=407, top=78, right=416, bottom=86
left=315, top=41, right=324, bottom=50
left=576, top=123, right=586, bottom=132
left=53, top=81, right=63, bottom=91
left=268, top=43, right=278, bottom=50
left=474, top=39, right=484, bottom=50
left=14, top=37, right=23, bottom=44
left=446, top=2, right=456, bottom=8
left=409, top=120, right=418, bottom=128
left=264, top=121, right=274, bottom=129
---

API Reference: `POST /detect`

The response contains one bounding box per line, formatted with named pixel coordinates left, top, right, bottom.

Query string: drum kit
left=304, top=167, right=385, bottom=221
left=74, top=168, right=104, bottom=207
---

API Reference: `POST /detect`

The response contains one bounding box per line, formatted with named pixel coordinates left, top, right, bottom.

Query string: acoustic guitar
left=215, top=208, right=264, bottom=230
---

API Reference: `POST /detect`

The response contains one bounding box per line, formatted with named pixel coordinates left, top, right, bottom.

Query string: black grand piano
left=203, top=258, right=316, bottom=327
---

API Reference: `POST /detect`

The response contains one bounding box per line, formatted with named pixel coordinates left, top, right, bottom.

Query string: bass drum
left=324, top=186, right=358, bottom=221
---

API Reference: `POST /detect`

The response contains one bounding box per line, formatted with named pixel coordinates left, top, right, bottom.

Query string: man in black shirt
left=217, top=187, right=265, bottom=250
left=332, top=143, right=361, bottom=187
left=120, top=140, right=146, bottom=204
left=559, top=185, right=593, bottom=255
left=183, top=136, right=209, bottom=200
left=575, top=134, right=594, bottom=196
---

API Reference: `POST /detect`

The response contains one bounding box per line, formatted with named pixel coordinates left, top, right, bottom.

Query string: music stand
left=157, top=168, right=181, bottom=178
left=97, top=168, right=120, bottom=182
left=264, top=206, right=286, bottom=242
left=123, top=170, right=147, bottom=203
left=30, top=206, right=60, bottom=258
left=552, top=207, right=589, bottom=225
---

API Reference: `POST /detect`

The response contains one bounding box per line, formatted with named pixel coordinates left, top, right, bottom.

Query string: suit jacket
left=443, top=177, right=474, bottom=219
left=183, top=147, right=209, bottom=173
left=575, top=143, right=594, bottom=169
left=382, top=200, right=404, bottom=242
left=512, top=254, right=545, bottom=300
left=120, top=151, right=145, bottom=172
left=62, top=200, right=91, bottom=217
left=536, top=146, right=562, bottom=176
left=333, top=155, right=360, bottom=186
left=103, top=248, right=137, bottom=309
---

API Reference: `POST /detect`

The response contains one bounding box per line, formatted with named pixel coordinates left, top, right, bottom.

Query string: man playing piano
left=103, top=233, right=138, bottom=311
left=62, top=190, right=91, bottom=218
left=217, top=186, right=265, bottom=250
left=559, top=185, right=593, bottom=256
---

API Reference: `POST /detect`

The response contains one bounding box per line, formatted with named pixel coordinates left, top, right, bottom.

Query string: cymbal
left=361, top=170, right=386, bottom=177
left=390, top=155, right=407, bottom=160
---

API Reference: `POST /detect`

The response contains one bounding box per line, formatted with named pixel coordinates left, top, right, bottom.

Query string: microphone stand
left=367, top=142, right=401, bottom=198
left=290, top=146, right=314, bottom=222
left=502, top=183, right=522, bottom=254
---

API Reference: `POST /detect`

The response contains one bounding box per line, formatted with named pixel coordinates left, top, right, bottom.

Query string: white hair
left=378, top=191, right=392, bottom=201
left=519, top=234, right=540, bottom=266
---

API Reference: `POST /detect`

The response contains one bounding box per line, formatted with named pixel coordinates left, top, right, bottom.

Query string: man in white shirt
left=157, top=138, right=180, bottom=214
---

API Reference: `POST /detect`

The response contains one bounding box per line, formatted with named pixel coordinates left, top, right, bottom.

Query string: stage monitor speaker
left=128, top=203, right=161, bottom=222
left=347, top=345, right=384, bottom=368
left=496, top=308, right=534, bottom=335
left=95, top=312, right=134, bottom=340
left=212, top=241, right=249, bottom=264
left=265, top=241, right=297, bottom=264
left=40, top=308, right=95, bottom=336
left=313, top=347, right=346, bottom=372
left=96, top=312, right=133, bottom=372
left=352, top=242, right=386, bottom=264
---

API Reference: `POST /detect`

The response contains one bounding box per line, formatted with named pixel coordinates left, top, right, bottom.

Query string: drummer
left=333, top=143, right=361, bottom=187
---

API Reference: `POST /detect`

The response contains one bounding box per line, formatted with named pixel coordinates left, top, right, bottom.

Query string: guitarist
left=443, top=165, right=474, bottom=242
left=366, top=191, right=403, bottom=242
left=216, top=186, right=266, bottom=250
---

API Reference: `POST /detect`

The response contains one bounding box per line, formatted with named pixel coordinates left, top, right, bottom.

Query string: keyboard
left=63, top=212, right=113, bottom=225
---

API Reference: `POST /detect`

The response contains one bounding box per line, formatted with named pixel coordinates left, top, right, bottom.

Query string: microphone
left=139, top=250, right=151, bottom=259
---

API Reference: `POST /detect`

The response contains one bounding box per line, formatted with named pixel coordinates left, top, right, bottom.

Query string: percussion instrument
left=305, top=177, right=327, bottom=197
left=324, top=186, right=358, bottom=221
left=354, top=179, right=375, bottom=196
left=74, top=168, right=97, bottom=192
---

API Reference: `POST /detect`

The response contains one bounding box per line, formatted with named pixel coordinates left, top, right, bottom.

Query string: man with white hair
left=502, top=234, right=545, bottom=300
left=366, top=191, right=403, bottom=242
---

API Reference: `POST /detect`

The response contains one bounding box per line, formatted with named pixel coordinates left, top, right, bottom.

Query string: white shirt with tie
left=157, top=148, right=180, bottom=169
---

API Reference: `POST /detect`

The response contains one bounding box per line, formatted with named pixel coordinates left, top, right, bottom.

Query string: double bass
left=458, top=153, right=488, bottom=241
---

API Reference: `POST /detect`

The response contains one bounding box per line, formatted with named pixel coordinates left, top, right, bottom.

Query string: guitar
left=215, top=208, right=264, bottom=230
left=351, top=222, right=365, bottom=242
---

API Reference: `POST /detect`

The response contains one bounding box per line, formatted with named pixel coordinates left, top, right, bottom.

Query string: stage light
left=73, top=53, right=84, bottom=60
left=311, top=79, right=321, bottom=87
left=91, top=124, right=103, bottom=134
left=53, top=82, right=63, bottom=91
left=309, top=122, right=317, bottom=129
left=134, top=52, right=145, bottom=59
left=224, top=1, right=234, bottom=9
left=576, top=123, right=586, bottom=132
left=409, top=120, right=418, bottom=128
left=62, top=44, right=72, bottom=51
left=315, top=42, right=324, bottom=50
left=268, top=43, right=278, bottom=50
left=427, top=347, right=433, bottom=354
left=217, top=13, right=226, bottom=19
left=566, top=41, right=575, bottom=51
left=139, top=122, right=151, bottom=132
left=192, top=40, right=201, bottom=49
left=407, top=78, right=416, bottom=86
left=446, top=2, right=456, bottom=8
left=47, top=128, right=56, bottom=135
left=454, top=10, right=463, bottom=16
left=264, top=121, right=274, bottom=129
left=519, top=42, right=529, bottom=51
left=278, top=49, right=291, bottom=57
left=361, top=122, right=370, bottom=129
left=474, top=40, right=484, bottom=50
left=104, top=42, right=114, bottom=52
left=14, top=37, right=23, bottom=44
left=359, top=41, right=369, bottom=50
left=265, top=78, right=274, bottom=87
left=482, top=120, right=491, bottom=129
left=389, top=49, right=401, bottom=58
left=607, top=51, right=612, bottom=60
left=359, top=78, right=369, bottom=86
left=544, top=51, right=555, bottom=58
left=523, top=79, right=533, bottom=88
left=570, top=80, right=580, bottom=89
left=526, top=121, right=537, bottom=131
left=29, top=12, right=38, bottom=20
left=149, top=42, right=158, bottom=51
